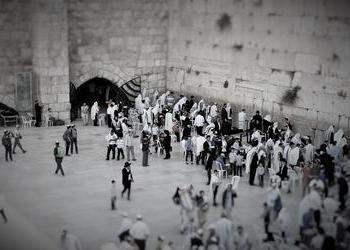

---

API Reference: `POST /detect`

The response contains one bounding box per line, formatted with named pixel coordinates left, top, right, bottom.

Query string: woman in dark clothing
left=34, top=100, right=42, bottom=127
left=249, top=152, right=259, bottom=185
left=163, top=130, right=171, bottom=159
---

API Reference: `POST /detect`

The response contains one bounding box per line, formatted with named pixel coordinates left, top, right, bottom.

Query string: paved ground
left=0, top=124, right=303, bottom=250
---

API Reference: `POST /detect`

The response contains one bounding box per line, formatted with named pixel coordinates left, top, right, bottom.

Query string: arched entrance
left=70, top=77, right=131, bottom=121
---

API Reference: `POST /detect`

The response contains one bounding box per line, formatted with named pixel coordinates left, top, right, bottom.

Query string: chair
left=26, top=113, right=36, bottom=127
left=98, top=114, right=106, bottom=126
left=21, top=115, right=31, bottom=128
left=231, top=176, right=240, bottom=191
left=214, top=161, right=228, bottom=180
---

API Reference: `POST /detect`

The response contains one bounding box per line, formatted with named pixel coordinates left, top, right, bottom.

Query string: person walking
left=125, top=129, right=136, bottom=161
left=0, top=194, right=8, bottom=223
left=12, top=125, right=26, bottom=154
left=118, top=212, right=133, bottom=242
left=70, top=124, right=78, bottom=154
left=60, top=229, right=82, bottom=250
left=2, top=130, right=13, bottom=162
left=54, top=141, right=65, bottom=176
left=141, top=130, right=151, bottom=166
left=81, top=103, right=89, bottom=125
left=62, top=125, right=71, bottom=156
left=163, top=130, right=171, bottom=159
left=129, top=214, right=150, bottom=250
left=110, top=180, right=117, bottom=210
left=121, top=162, right=133, bottom=200
left=222, top=184, right=237, bottom=219
left=116, top=136, right=125, bottom=161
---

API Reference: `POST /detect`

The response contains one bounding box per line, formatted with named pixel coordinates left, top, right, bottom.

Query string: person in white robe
left=288, top=143, right=300, bottom=167
left=303, top=137, right=314, bottom=164
left=135, top=94, right=142, bottom=113
left=225, top=103, right=232, bottom=120
left=325, top=125, right=335, bottom=144
left=195, top=134, right=206, bottom=164
left=214, top=212, right=234, bottom=250
left=90, top=101, right=99, bottom=126
left=152, top=90, right=159, bottom=106
left=238, top=109, right=248, bottom=130
left=272, top=141, right=283, bottom=175
left=245, top=146, right=258, bottom=175
left=160, top=91, right=169, bottom=107
left=164, top=111, right=173, bottom=132
left=209, top=103, right=218, bottom=118
left=198, top=99, right=205, bottom=112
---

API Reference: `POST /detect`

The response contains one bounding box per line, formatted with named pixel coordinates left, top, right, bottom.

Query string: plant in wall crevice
left=281, top=86, right=301, bottom=105
left=216, top=13, right=231, bottom=31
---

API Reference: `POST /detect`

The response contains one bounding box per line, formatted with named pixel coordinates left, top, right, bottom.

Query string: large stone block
left=294, top=53, right=321, bottom=74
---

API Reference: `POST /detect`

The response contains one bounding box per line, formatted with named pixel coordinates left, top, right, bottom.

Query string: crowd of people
left=1, top=89, right=350, bottom=250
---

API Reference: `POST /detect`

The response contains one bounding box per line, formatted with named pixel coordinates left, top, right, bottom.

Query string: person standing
left=124, top=129, right=136, bottom=161
left=54, top=141, right=65, bottom=176
left=196, top=190, right=209, bottom=229
left=107, top=102, right=114, bottom=128
left=2, top=130, right=13, bottom=162
left=116, top=136, right=125, bottom=161
left=222, top=184, right=237, bottom=219
left=110, top=180, right=117, bottom=210
left=121, top=162, right=133, bottom=200
left=62, top=125, right=71, bottom=156
left=34, top=99, right=43, bottom=127
left=210, top=170, right=221, bottom=206
left=238, top=109, right=248, bottom=131
left=163, top=130, right=171, bottom=160
left=12, top=125, right=26, bottom=154
left=105, top=130, right=117, bottom=160
left=70, top=124, right=78, bottom=154
left=129, top=214, right=150, bottom=250
left=91, top=101, right=99, bottom=126
left=81, top=103, right=89, bottom=125
left=185, top=135, right=194, bottom=164
left=60, top=229, right=82, bottom=250
left=194, top=111, right=205, bottom=136
left=141, top=130, right=151, bottom=166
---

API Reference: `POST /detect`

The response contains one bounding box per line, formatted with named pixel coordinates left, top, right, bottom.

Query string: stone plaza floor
left=0, top=124, right=303, bottom=250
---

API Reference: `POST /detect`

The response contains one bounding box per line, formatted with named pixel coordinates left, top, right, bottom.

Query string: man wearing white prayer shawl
left=198, top=99, right=205, bottom=111
left=160, top=91, right=169, bottom=106
left=195, top=134, right=206, bottom=165
left=210, top=103, right=218, bottom=118
left=238, top=109, right=248, bottom=130
left=303, top=138, right=314, bottom=164
left=325, top=125, right=335, bottom=144
left=245, top=146, right=258, bottom=175
left=273, top=141, right=283, bottom=174
left=288, top=143, right=300, bottom=167
left=164, top=111, right=173, bottom=132
left=90, top=101, right=99, bottom=126
left=214, top=212, right=234, bottom=250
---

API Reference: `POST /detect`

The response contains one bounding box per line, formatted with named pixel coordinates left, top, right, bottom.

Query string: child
left=257, top=159, right=265, bottom=187
left=116, top=136, right=125, bottom=160
left=111, top=180, right=117, bottom=210
left=185, top=136, right=194, bottom=164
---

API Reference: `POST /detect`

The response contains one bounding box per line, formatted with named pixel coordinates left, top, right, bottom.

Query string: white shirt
left=118, top=218, right=133, bottom=235
left=238, top=111, right=247, bottom=130
left=106, top=134, right=117, bottom=145
left=130, top=221, right=150, bottom=240
left=194, top=114, right=205, bottom=127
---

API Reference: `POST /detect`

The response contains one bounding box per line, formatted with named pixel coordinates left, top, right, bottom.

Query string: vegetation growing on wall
left=216, top=13, right=231, bottom=31
left=281, top=86, right=301, bottom=105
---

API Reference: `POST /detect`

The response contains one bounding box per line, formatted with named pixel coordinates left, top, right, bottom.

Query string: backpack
left=56, top=146, right=64, bottom=158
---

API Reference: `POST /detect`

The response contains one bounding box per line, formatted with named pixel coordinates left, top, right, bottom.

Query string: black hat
left=124, top=162, right=131, bottom=167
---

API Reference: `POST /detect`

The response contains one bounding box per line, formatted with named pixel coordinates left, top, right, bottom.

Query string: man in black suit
left=121, top=162, right=133, bottom=200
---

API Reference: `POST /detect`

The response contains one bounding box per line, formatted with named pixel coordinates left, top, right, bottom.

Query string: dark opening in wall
left=216, top=13, right=231, bottom=31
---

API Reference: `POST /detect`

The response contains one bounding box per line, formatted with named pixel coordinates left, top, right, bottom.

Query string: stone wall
left=0, top=0, right=32, bottom=109
left=166, top=0, right=350, bottom=140
left=31, top=0, right=70, bottom=120
left=67, top=0, right=168, bottom=92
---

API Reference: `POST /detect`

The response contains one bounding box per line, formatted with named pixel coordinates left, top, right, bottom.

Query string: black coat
left=163, top=135, right=171, bottom=149
left=122, top=168, right=133, bottom=186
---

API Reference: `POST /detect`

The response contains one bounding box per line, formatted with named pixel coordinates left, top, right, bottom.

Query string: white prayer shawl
left=251, top=130, right=262, bottom=143
left=210, top=104, right=218, bottom=118
left=179, top=189, right=193, bottom=211
left=214, top=218, right=234, bottom=250
left=225, top=103, right=231, bottom=118
left=152, top=100, right=160, bottom=115
left=146, top=108, right=153, bottom=125
left=178, top=97, right=187, bottom=110
left=90, top=102, right=99, bottom=120
left=144, top=96, right=150, bottom=108
left=291, top=133, right=301, bottom=145
left=303, top=143, right=314, bottom=164
left=189, top=103, right=198, bottom=117
left=334, top=129, right=346, bottom=148
left=164, top=112, right=173, bottom=132
left=204, top=122, right=215, bottom=135
left=238, top=111, right=247, bottom=130
left=288, top=147, right=300, bottom=166
left=118, top=218, right=133, bottom=235
left=160, top=91, right=169, bottom=106
left=195, top=136, right=206, bottom=156
left=284, top=128, right=292, bottom=141
left=273, top=143, right=283, bottom=173
left=245, top=147, right=258, bottom=174
left=152, top=90, right=159, bottom=105
left=283, top=145, right=291, bottom=161
left=135, top=94, right=142, bottom=112
left=198, top=99, right=205, bottom=111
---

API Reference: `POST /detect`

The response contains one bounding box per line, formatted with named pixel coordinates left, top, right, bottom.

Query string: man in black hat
left=62, top=125, right=71, bottom=156
left=121, top=162, right=133, bottom=200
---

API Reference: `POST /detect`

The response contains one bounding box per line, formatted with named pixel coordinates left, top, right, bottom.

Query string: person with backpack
left=53, top=141, right=65, bottom=176
left=70, top=124, right=78, bottom=154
